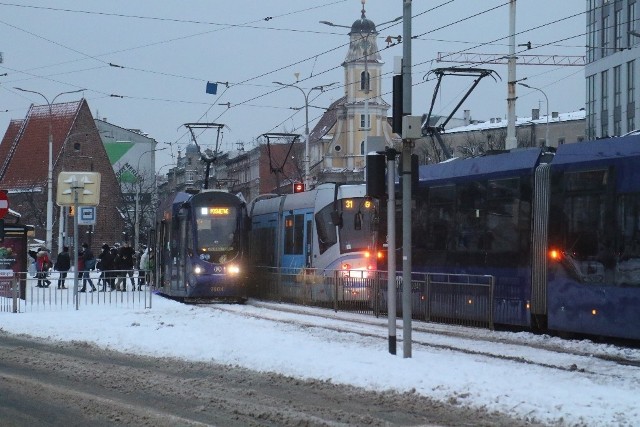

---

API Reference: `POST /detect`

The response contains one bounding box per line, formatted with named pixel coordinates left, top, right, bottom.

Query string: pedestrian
left=139, top=245, right=150, bottom=290
left=116, top=241, right=136, bottom=291
left=54, top=246, right=71, bottom=289
left=96, top=243, right=114, bottom=292
left=109, top=242, right=120, bottom=291
left=79, top=243, right=97, bottom=292
left=35, top=247, right=52, bottom=288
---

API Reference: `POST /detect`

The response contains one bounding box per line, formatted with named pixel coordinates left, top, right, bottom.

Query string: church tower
left=313, top=0, right=393, bottom=184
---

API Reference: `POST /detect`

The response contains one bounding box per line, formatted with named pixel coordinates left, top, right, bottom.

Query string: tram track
left=203, top=299, right=640, bottom=381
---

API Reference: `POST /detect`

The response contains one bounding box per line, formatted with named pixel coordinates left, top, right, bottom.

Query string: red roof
left=0, top=100, right=83, bottom=191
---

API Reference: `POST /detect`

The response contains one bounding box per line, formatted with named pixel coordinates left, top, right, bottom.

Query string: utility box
left=402, top=116, right=423, bottom=139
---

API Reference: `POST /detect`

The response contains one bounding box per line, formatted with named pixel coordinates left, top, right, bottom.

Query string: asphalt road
left=0, top=332, right=540, bottom=426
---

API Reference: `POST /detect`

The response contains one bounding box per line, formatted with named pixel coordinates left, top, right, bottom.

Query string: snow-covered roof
left=445, top=109, right=586, bottom=134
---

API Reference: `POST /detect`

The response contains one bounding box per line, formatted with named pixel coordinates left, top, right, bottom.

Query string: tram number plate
left=210, top=286, right=224, bottom=293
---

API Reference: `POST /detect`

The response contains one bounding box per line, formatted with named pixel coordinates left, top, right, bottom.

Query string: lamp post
left=14, top=87, right=85, bottom=250
left=518, top=82, right=549, bottom=146
left=134, top=146, right=167, bottom=253
left=273, top=81, right=336, bottom=189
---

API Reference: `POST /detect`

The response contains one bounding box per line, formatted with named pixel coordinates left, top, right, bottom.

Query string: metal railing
left=249, top=267, right=494, bottom=329
left=1, top=269, right=153, bottom=313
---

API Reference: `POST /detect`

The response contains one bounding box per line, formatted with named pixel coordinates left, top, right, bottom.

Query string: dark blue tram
left=409, top=135, right=640, bottom=341
left=155, top=190, right=248, bottom=302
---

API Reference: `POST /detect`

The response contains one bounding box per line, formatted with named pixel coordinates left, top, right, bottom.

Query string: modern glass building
left=586, top=0, right=640, bottom=138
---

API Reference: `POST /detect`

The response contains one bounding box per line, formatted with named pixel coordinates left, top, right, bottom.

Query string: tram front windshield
left=339, top=197, right=375, bottom=253
left=195, top=206, right=238, bottom=257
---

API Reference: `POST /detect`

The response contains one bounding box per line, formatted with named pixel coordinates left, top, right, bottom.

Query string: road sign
left=78, top=206, right=96, bottom=226
left=0, top=191, right=8, bottom=219
left=56, top=172, right=101, bottom=206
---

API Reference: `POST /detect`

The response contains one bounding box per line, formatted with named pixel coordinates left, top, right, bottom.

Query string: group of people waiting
left=30, top=242, right=152, bottom=292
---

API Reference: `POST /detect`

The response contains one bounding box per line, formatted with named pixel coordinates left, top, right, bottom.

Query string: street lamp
left=518, top=82, right=549, bottom=147
left=134, top=146, right=167, bottom=253
left=273, top=81, right=336, bottom=189
left=14, top=87, right=85, bottom=250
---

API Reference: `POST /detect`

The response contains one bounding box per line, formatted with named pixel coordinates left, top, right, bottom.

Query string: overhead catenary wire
left=1, top=1, right=588, bottom=152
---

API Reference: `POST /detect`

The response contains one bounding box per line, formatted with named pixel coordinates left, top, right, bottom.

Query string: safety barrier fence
left=3, top=266, right=493, bottom=330
left=249, top=267, right=495, bottom=329
left=0, top=270, right=153, bottom=313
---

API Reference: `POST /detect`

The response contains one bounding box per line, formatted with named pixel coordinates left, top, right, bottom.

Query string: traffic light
left=68, top=206, right=75, bottom=217
left=293, top=182, right=305, bottom=193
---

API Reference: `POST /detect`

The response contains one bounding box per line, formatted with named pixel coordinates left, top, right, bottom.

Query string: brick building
left=0, top=99, right=124, bottom=256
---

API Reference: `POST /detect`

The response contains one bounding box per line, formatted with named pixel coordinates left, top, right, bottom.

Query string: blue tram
left=248, top=183, right=379, bottom=300
left=155, top=190, right=248, bottom=302
left=410, top=135, right=640, bottom=340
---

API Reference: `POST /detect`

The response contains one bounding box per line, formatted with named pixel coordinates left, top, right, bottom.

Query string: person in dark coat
left=116, top=241, right=136, bottom=291
left=97, top=243, right=115, bottom=292
left=54, top=246, right=71, bottom=289
left=79, top=243, right=96, bottom=292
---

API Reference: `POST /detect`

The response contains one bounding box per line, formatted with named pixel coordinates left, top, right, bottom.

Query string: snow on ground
left=2, top=294, right=640, bottom=426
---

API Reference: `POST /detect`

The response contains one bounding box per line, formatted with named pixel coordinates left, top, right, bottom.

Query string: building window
left=587, top=74, right=597, bottom=139
left=601, top=70, right=609, bottom=137
left=615, top=8, right=623, bottom=51
left=186, top=170, right=195, bottom=183
left=360, top=114, right=370, bottom=129
left=587, top=3, right=597, bottom=62
left=614, top=65, right=621, bottom=136
left=360, top=141, right=365, bottom=155
left=360, top=70, right=370, bottom=91
left=602, top=15, right=610, bottom=58
left=628, top=60, right=636, bottom=132
left=629, top=1, right=637, bottom=48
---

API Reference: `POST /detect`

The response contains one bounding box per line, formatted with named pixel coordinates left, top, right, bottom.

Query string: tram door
left=281, top=210, right=313, bottom=270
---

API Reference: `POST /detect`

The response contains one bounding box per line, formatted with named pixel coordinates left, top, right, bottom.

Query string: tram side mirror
left=330, top=210, right=343, bottom=228
left=354, top=211, right=363, bottom=231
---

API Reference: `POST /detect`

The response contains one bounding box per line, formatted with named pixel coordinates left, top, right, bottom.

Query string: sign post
left=56, top=172, right=101, bottom=310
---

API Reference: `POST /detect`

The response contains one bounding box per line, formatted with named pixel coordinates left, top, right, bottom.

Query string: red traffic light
left=293, top=182, right=305, bottom=193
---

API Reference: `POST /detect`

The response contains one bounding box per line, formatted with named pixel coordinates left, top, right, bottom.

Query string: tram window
left=485, top=178, right=521, bottom=254
left=564, top=195, right=604, bottom=257
left=284, top=214, right=304, bottom=255
left=557, top=168, right=617, bottom=285
left=566, top=169, right=608, bottom=192
left=315, top=205, right=337, bottom=254
left=617, top=194, right=640, bottom=286
left=339, top=198, right=375, bottom=253
left=424, top=186, right=455, bottom=252
left=454, top=182, right=486, bottom=253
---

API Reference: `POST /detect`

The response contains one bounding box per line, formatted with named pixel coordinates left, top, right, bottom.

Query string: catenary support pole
left=401, top=0, right=413, bottom=358
left=505, top=0, right=518, bottom=149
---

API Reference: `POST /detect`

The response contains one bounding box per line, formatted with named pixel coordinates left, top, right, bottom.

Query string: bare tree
left=118, top=171, right=157, bottom=246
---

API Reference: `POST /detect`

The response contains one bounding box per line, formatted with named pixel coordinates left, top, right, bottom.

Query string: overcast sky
left=0, top=0, right=585, bottom=169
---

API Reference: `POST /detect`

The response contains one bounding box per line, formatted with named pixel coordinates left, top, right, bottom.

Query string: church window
left=360, top=71, right=370, bottom=91
left=360, top=114, right=370, bottom=129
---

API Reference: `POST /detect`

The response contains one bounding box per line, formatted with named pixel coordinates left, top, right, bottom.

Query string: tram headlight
left=227, top=265, right=240, bottom=275
left=194, top=265, right=203, bottom=275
